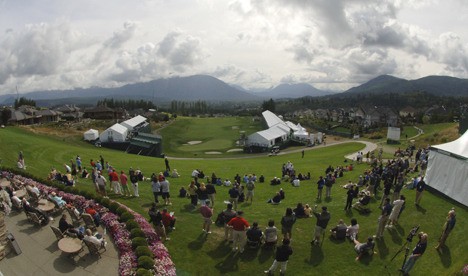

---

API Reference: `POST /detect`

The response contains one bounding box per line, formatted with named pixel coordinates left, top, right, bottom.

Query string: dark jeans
left=153, top=192, right=159, bottom=203
left=345, top=197, right=353, bottom=210
left=190, top=195, right=198, bottom=206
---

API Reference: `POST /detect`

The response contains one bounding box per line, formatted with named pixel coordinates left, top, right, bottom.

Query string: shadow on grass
left=239, top=246, right=260, bottom=262
left=207, top=240, right=232, bottom=259
left=436, top=246, right=452, bottom=267
left=180, top=204, right=197, bottom=213
left=415, top=204, right=426, bottom=214
left=376, top=238, right=389, bottom=259
left=187, top=232, right=208, bottom=250
left=258, top=245, right=275, bottom=264
left=214, top=251, right=241, bottom=274
left=328, top=236, right=347, bottom=245
left=306, top=244, right=324, bottom=266
left=324, top=197, right=332, bottom=203
left=388, top=228, right=403, bottom=245
left=395, top=224, right=405, bottom=236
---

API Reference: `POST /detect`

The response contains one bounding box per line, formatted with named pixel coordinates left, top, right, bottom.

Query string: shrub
left=136, top=268, right=153, bottom=276
left=135, top=246, right=154, bottom=258
left=94, top=196, right=103, bottom=204
left=100, top=197, right=111, bottom=208
left=125, top=219, right=140, bottom=231
left=109, top=201, right=120, bottom=213
left=79, top=190, right=88, bottom=197
left=116, top=206, right=127, bottom=216
left=120, top=212, right=134, bottom=222
left=132, top=237, right=148, bottom=249
left=131, top=228, right=146, bottom=239
left=137, top=256, right=154, bottom=270
left=63, top=186, right=72, bottom=193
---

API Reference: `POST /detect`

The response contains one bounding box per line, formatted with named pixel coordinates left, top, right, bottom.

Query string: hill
left=345, top=75, right=468, bottom=96
left=0, top=75, right=260, bottom=106
left=254, top=83, right=333, bottom=99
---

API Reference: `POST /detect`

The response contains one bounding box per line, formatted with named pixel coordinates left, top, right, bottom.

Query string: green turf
left=157, top=117, right=263, bottom=158
left=0, top=124, right=466, bottom=276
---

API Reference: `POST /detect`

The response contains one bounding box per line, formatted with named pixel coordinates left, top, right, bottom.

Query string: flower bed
left=1, top=170, right=176, bottom=276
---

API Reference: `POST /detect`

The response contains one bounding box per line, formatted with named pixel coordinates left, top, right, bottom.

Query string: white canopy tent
left=121, top=115, right=147, bottom=132
left=425, top=130, right=468, bottom=206
left=99, top=123, right=128, bottom=143
left=247, top=126, right=289, bottom=147
left=83, top=129, right=99, bottom=141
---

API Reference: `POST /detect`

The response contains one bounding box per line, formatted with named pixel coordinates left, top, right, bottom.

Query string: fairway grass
left=0, top=125, right=467, bottom=276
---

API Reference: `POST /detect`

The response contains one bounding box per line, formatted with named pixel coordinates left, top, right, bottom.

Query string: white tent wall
left=99, top=124, right=128, bottom=143
left=246, top=132, right=272, bottom=147
left=83, top=129, right=99, bottom=141
left=425, top=150, right=468, bottom=207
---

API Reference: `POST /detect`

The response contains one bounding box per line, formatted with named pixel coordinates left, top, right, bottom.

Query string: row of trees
left=96, top=98, right=156, bottom=110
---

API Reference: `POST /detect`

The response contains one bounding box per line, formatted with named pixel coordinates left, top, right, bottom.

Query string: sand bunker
left=227, top=148, right=243, bottom=153
left=187, top=141, right=202, bottom=145
left=205, top=151, right=222, bottom=155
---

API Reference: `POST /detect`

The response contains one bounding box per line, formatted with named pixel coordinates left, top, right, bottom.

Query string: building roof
left=432, top=130, right=468, bottom=159
left=121, top=115, right=147, bottom=129
left=255, top=125, right=289, bottom=141
left=262, top=110, right=285, bottom=128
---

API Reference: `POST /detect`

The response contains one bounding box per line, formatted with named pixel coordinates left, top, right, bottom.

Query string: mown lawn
left=157, top=116, right=263, bottom=158
left=0, top=124, right=466, bottom=276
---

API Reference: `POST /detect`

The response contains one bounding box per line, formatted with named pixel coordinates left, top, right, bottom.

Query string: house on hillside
left=55, top=105, right=82, bottom=121
left=36, top=109, right=60, bottom=123
left=399, top=106, right=417, bottom=118
left=83, top=105, right=125, bottom=120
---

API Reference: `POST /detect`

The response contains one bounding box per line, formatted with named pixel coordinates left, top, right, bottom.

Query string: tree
left=1, top=108, right=11, bottom=125
left=261, top=98, right=275, bottom=113
left=14, top=97, right=36, bottom=108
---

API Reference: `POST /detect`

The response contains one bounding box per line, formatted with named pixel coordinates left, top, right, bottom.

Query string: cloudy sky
left=0, top=0, right=467, bottom=95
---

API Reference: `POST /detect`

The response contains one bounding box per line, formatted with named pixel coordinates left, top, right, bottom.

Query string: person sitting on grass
left=293, top=203, right=307, bottom=218
left=330, top=219, right=347, bottom=239
left=354, top=236, right=375, bottom=261
left=267, top=192, right=282, bottom=204
left=161, top=208, right=176, bottom=232
left=246, top=222, right=263, bottom=247
left=347, top=218, right=360, bottom=241
left=264, top=220, right=278, bottom=247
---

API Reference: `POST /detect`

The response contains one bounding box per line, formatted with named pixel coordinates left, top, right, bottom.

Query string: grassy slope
left=157, top=117, right=263, bottom=157
left=0, top=124, right=467, bottom=276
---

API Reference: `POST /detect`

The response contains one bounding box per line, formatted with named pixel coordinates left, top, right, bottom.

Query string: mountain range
left=0, top=74, right=466, bottom=106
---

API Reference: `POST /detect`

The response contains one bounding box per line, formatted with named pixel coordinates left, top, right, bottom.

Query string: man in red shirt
left=200, top=200, right=213, bottom=234
left=161, top=208, right=176, bottom=231
left=227, top=211, right=250, bottom=253
left=108, top=169, right=121, bottom=195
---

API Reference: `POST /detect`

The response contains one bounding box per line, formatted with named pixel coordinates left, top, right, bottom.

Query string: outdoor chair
left=50, top=225, right=65, bottom=241
left=81, top=213, right=97, bottom=231
left=27, top=212, right=44, bottom=226
left=11, top=199, right=22, bottom=210
left=83, top=239, right=106, bottom=257
left=66, top=207, right=82, bottom=225
left=26, top=189, right=40, bottom=206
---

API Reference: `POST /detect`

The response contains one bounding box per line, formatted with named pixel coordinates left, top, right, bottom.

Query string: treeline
left=14, top=97, right=36, bottom=108
left=96, top=98, right=156, bottom=110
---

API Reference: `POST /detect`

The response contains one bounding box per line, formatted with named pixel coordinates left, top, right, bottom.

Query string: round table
left=58, top=237, right=82, bottom=254
left=0, top=179, right=10, bottom=188
left=38, top=199, right=55, bottom=212
left=14, top=189, right=27, bottom=199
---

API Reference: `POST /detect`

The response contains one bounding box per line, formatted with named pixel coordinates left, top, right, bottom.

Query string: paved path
left=0, top=210, right=118, bottom=276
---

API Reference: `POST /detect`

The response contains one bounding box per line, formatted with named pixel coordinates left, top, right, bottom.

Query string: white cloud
left=0, top=0, right=467, bottom=94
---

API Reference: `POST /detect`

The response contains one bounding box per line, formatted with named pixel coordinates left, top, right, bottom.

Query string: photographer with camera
left=400, top=232, right=428, bottom=275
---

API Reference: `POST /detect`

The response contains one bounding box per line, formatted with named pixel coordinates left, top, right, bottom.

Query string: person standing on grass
left=311, top=206, right=331, bottom=245
left=160, top=176, right=172, bottom=205
left=281, top=208, right=296, bottom=240
left=415, top=176, right=426, bottom=206
left=206, top=181, right=216, bottom=207
left=95, top=172, right=108, bottom=198
left=188, top=181, right=198, bottom=207
left=109, top=169, right=121, bottom=195
left=245, top=177, right=255, bottom=204
left=227, top=211, right=250, bottom=253
left=316, top=176, right=325, bottom=200
left=435, top=208, right=456, bottom=250
left=264, top=238, right=293, bottom=275
left=222, top=203, right=237, bottom=241
left=120, top=170, right=131, bottom=197
left=152, top=175, right=161, bottom=204
left=374, top=198, right=392, bottom=239
left=165, top=157, right=170, bottom=171
left=228, top=185, right=240, bottom=210
left=129, top=168, right=139, bottom=197
left=401, top=232, right=428, bottom=275
left=200, top=200, right=213, bottom=234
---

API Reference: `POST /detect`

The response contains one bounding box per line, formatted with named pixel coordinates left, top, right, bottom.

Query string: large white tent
left=425, top=130, right=468, bottom=206
left=83, top=129, right=99, bottom=141
left=99, top=123, right=128, bottom=143
left=246, top=126, right=289, bottom=147
left=121, top=115, right=147, bottom=132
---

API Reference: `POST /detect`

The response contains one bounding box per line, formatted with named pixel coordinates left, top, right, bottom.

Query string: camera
left=406, top=225, right=420, bottom=242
